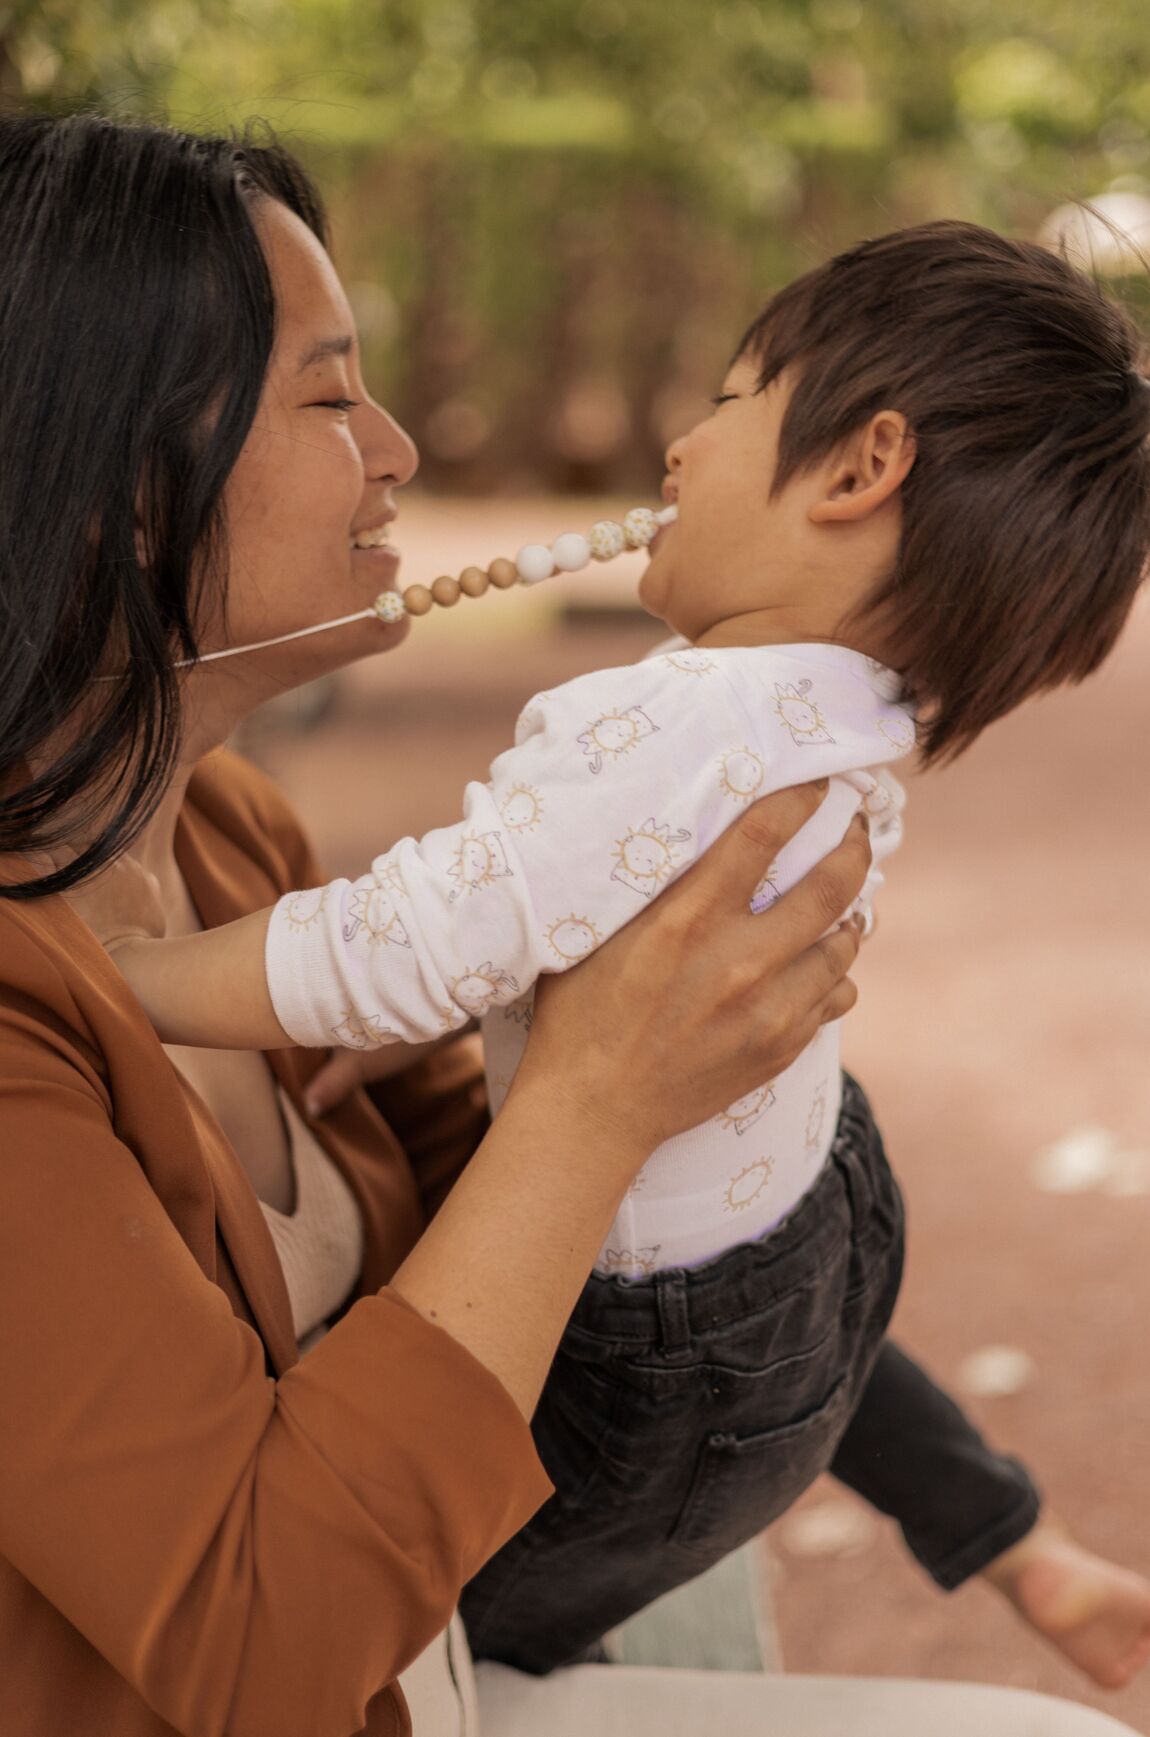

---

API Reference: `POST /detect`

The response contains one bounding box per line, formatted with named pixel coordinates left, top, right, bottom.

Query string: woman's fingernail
left=305, top=1094, right=321, bottom=1117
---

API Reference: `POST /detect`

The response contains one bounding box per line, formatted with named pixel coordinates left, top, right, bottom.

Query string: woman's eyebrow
left=296, top=334, right=354, bottom=372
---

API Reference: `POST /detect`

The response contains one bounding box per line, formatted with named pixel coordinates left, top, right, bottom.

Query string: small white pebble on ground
left=1030, top=1126, right=1121, bottom=1194
left=957, top=1345, right=1037, bottom=1398
left=780, top=1500, right=877, bottom=1560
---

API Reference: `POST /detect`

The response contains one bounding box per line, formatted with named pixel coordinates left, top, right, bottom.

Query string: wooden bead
left=403, top=584, right=433, bottom=616
left=459, top=565, right=490, bottom=597
left=486, top=557, right=519, bottom=589
left=431, top=575, right=462, bottom=607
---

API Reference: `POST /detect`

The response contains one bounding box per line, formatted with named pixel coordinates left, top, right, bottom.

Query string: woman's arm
left=0, top=957, right=549, bottom=1737
left=5, top=784, right=865, bottom=1735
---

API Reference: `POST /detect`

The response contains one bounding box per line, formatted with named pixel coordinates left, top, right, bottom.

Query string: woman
left=0, top=113, right=873, bottom=1737
left=0, top=116, right=1139, bottom=1737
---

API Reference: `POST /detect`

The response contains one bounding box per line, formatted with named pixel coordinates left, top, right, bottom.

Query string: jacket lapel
left=172, top=802, right=302, bottom=1376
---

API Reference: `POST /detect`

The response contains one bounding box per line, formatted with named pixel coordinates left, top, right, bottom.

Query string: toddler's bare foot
left=983, top=1519, right=1150, bottom=1690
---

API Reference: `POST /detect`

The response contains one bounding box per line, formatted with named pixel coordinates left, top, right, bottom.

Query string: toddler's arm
left=111, top=911, right=290, bottom=1049
left=114, top=656, right=907, bottom=1054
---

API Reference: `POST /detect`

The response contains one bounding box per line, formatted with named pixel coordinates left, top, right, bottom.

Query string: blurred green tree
left=3, top=0, right=1148, bottom=488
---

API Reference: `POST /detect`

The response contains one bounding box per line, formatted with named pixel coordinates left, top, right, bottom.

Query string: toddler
left=108, top=221, right=1150, bottom=1685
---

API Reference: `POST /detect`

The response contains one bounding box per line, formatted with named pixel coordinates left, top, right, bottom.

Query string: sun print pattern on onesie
left=805, top=1081, right=830, bottom=1153
left=611, top=818, right=692, bottom=898
left=716, top=1083, right=777, bottom=1136
left=331, top=1010, right=396, bottom=1050
left=500, top=782, right=544, bottom=833
left=374, top=859, right=407, bottom=900
left=447, top=830, right=514, bottom=903
left=577, top=705, right=659, bottom=774
left=725, top=1157, right=775, bottom=1214
left=450, top=962, right=520, bottom=1018
left=718, top=747, right=766, bottom=804
left=876, top=713, right=916, bottom=752
left=545, top=915, right=603, bottom=963
left=282, top=887, right=329, bottom=931
left=774, top=679, right=836, bottom=747
left=601, top=1246, right=662, bottom=1275
left=661, top=648, right=717, bottom=677
left=342, top=885, right=411, bottom=949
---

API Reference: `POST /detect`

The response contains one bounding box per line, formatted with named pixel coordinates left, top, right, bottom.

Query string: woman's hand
left=517, top=781, right=868, bottom=1156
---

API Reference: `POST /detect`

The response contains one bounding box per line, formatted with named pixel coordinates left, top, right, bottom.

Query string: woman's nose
left=363, top=400, right=419, bottom=487
left=664, top=431, right=686, bottom=474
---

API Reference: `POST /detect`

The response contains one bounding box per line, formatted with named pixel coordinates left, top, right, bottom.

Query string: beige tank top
left=259, top=1091, right=364, bottom=1356
left=261, top=1101, right=471, bottom=1735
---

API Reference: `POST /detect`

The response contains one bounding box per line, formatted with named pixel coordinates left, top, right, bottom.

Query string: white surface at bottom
left=473, top=1662, right=1142, bottom=1737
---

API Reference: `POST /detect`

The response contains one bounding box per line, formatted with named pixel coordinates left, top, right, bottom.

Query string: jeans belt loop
left=654, top=1270, right=691, bottom=1358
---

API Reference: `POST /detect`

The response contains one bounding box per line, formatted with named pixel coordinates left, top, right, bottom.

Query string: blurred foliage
left=4, top=0, right=1150, bottom=488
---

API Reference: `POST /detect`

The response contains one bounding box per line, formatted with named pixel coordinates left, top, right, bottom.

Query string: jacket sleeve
left=0, top=965, right=551, bottom=1737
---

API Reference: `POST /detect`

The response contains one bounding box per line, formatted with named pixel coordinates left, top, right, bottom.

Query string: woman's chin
left=373, top=612, right=411, bottom=654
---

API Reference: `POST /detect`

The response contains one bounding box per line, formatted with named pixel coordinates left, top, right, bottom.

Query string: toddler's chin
left=637, top=560, right=669, bottom=620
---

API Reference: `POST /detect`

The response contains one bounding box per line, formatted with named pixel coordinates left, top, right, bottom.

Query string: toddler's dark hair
left=736, top=220, right=1150, bottom=763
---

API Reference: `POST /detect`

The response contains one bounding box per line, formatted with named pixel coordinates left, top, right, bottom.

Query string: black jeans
left=461, top=1075, right=1040, bottom=1673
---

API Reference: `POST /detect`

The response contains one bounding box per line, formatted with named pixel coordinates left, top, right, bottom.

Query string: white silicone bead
left=551, top=532, right=592, bottom=572
left=622, top=506, right=658, bottom=548
left=372, top=590, right=407, bottom=624
left=515, top=543, right=556, bottom=584
left=589, top=520, right=626, bottom=561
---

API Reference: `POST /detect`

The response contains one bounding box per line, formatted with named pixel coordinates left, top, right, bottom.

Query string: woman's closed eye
left=312, top=397, right=362, bottom=414
left=710, top=392, right=738, bottom=409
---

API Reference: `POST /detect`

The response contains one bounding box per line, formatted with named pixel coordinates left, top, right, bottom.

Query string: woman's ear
left=807, top=410, right=915, bottom=524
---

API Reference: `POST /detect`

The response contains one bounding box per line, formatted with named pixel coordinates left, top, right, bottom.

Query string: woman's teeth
left=350, top=526, right=391, bottom=549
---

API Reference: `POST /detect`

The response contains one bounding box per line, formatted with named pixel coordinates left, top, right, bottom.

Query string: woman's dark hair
left=0, top=113, right=328, bottom=899
left=736, top=220, right=1150, bottom=762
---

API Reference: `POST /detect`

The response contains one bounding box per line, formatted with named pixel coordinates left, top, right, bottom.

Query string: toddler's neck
left=692, top=609, right=872, bottom=659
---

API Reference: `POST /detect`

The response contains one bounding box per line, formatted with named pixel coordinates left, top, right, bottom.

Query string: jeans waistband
left=565, top=1074, right=889, bottom=1350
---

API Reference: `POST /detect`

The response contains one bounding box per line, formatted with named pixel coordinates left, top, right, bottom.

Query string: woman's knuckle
left=737, top=806, right=785, bottom=859
left=814, top=931, right=848, bottom=985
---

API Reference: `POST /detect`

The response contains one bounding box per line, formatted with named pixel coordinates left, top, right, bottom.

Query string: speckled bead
left=622, top=506, right=658, bottom=548
left=459, top=565, right=490, bottom=597
left=487, top=557, right=520, bottom=589
left=589, top=519, right=626, bottom=561
left=431, top=575, right=462, bottom=606
left=551, top=532, right=592, bottom=573
left=372, top=590, right=407, bottom=624
left=403, top=584, right=434, bottom=616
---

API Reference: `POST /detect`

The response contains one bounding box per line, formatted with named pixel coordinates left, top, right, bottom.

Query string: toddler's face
left=639, top=355, right=814, bottom=640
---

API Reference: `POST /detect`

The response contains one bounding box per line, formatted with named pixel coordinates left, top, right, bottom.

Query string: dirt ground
left=248, top=495, right=1150, bottom=1731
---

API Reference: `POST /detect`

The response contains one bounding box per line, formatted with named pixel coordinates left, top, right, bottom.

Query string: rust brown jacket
left=0, top=749, right=551, bottom=1737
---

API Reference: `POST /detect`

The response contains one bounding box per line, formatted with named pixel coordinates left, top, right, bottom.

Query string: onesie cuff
left=265, top=888, right=342, bottom=1049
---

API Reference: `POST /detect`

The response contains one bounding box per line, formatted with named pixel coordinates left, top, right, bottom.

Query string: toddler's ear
left=808, top=410, right=915, bottom=524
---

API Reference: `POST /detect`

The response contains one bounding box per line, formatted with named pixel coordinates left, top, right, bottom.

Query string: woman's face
left=187, top=199, right=418, bottom=716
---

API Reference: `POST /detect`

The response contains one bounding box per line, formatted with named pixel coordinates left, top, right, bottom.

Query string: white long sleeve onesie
left=267, top=641, right=915, bottom=1274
